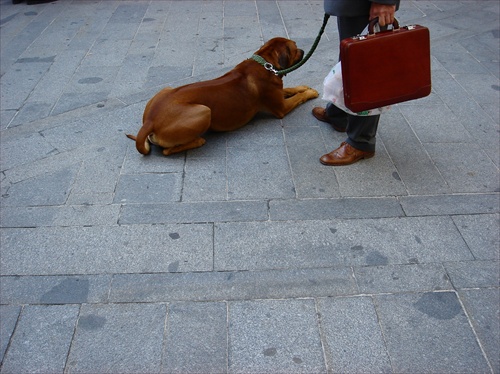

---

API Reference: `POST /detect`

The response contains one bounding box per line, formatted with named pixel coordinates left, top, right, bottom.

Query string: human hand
left=369, top=3, right=396, bottom=26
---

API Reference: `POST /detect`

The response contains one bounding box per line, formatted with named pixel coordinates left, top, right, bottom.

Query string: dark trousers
left=325, top=16, right=379, bottom=152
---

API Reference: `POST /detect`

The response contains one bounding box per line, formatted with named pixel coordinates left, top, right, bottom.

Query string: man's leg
left=345, top=114, right=380, bottom=153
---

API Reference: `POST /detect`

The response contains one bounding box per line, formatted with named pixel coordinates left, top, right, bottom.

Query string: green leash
left=251, top=13, right=330, bottom=77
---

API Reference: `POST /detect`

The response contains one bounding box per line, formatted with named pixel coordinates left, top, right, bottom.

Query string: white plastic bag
left=322, top=61, right=391, bottom=116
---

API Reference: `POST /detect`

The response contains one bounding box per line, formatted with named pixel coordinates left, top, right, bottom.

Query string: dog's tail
left=126, top=121, right=154, bottom=155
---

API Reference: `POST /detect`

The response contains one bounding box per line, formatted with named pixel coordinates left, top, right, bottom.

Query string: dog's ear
left=278, top=45, right=291, bottom=69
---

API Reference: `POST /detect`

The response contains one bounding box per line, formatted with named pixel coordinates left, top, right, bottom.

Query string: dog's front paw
left=306, top=88, right=319, bottom=99
left=295, top=85, right=311, bottom=92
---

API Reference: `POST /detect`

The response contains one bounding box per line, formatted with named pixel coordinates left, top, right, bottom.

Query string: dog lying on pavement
left=127, top=37, right=319, bottom=156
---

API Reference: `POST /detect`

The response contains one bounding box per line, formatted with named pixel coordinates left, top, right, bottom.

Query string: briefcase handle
left=368, top=17, right=400, bottom=35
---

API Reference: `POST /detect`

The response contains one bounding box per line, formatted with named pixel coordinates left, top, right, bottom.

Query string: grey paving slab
left=456, top=33, right=499, bottom=72
left=431, top=68, right=499, bottom=124
left=144, top=65, right=193, bottom=91
left=459, top=288, right=500, bottom=373
left=0, top=304, right=79, bottom=374
left=228, top=299, right=326, bottom=374
left=51, top=66, right=119, bottom=115
left=435, top=3, right=499, bottom=34
left=333, top=141, right=408, bottom=197
left=0, top=130, right=56, bottom=171
left=0, top=57, right=52, bottom=112
left=163, top=302, right=227, bottom=374
left=65, top=7, right=116, bottom=52
left=481, top=102, right=500, bottom=128
left=430, top=70, right=500, bottom=166
left=378, top=110, right=451, bottom=195
left=7, top=101, right=52, bottom=128
left=195, top=4, right=224, bottom=43
left=113, top=173, right=182, bottom=204
left=400, top=193, right=499, bottom=216
left=401, top=103, right=473, bottom=143
left=135, top=0, right=170, bottom=38
left=282, top=99, right=325, bottom=128
left=70, top=149, right=125, bottom=197
left=119, top=200, right=268, bottom=225
left=1, top=224, right=213, bottom=275
left=0, top=305, right=20, bottom=363
left=215, top=217, right=472, bottom=271
left=225, top=117, right=286, bottom=148
left=222, top=11, right=261, bottom=67
left=13, top=50, right=87, bottom=119
left=1, top=166, right=78, bottom=207
left=433, top=48, right=492, bottom=75
left=280, top=2, right=326, bottom=46
left=284, top=125, right=341, bottom=198
left=269, top=196, right=404, bottom=221
left=2, top=96, right=128, bottom=141
left=95, top=22, right=138, bottom=46
left=107, top=2, right=149, bottom=24
left=194, top=39, right=225, bottom=77
left=0, top=110, right=16, bottom=130
left=452, top=213, right=500, bottom=260
left=66, top=303, right=165, bottom=374
left=254, top=0, right=287, bottom=41
left=223, top=0, right=256, bottom=17
left=182, top=156, right=229, bottom=201
left=110, top=54, right=154, bottom=98
left=0, top=275, right=111, bottom=305
left=150, top=9, right=199, bottom=70
left=444, top=260, right=500, bottom=289
left=1, top=29, right=52, bottom=89
left=227, top=145, right=296, bottom=200
left=80, top=100, right=144, bottom=139
left=81, top=39, right=133, bottom=68
left=16, top=29, right=72, bottom=64
left=66, top=192, right=115, bottom=206
left=123, top=144, right=186, bottom=174
left=0, top=14, right=44, bottom=74
left=0, top=1, right=498, bottom=373
left=354, top=263, right=453, bottom=294
left=109, top=267, right=357, bottom=303
left=317, top=296, right=392, bottom=373
left=425, top=142, right=499, bottom=193
left=0, top=204, right=120, bottom=228
left=374, top=292, right=491, bottom=373
left=454, top=73, right=500, bottom=105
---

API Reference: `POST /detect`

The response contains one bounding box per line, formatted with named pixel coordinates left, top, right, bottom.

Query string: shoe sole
left=319, top=153, right=374, bottom=166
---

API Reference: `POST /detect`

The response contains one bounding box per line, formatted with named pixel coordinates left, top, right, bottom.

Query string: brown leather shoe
left=320, top=142, right=375, bottom=166
left=312, top=107, right=346, bottom=132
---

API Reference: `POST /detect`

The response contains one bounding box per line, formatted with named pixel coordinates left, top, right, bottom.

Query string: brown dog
left=127, top=37, right=319, bottom=156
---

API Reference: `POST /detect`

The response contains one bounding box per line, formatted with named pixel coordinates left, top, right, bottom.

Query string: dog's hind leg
left=162, top=137, right=206, bottom=156
left=156, top=103, right=212, bottom=156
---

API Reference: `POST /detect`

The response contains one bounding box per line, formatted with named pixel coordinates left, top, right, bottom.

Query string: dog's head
left=255, top=37, right=304, bottom=71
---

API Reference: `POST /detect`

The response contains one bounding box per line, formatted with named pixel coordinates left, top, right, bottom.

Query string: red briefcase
left=340, top=18, right=431, bottom=113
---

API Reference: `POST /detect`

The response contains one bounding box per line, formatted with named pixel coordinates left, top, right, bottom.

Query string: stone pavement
left=0, top=0, right=499, bottom=372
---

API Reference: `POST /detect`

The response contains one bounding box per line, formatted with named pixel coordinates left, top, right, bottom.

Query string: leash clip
left=263, top=62, right=279, bottom=75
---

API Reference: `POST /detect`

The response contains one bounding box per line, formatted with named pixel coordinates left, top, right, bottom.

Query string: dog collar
left=250, top=54, right=280, bottom=76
